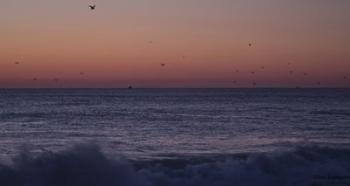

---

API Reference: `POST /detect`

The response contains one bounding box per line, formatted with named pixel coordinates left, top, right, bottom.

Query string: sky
left=1, top=0, right=350, bottom=88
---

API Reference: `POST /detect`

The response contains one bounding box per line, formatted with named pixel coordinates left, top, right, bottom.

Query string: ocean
left=0, top=88, right=350, bottom=186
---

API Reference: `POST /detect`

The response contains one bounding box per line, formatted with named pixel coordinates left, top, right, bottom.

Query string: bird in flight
left=14, top=61, right=20, bottom=65
left=89, top=4, right=96, bottom=10
left=248, top=43, right=252, bottom=47
left=161, top=63, right=166, bottom=67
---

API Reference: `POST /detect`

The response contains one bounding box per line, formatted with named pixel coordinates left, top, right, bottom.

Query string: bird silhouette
left=14, top=61, right=20, bottom=65
left=248, top=43, right=252, bottom=47
left=161, top=63, right=166, bottom=67
left=89, top=5, right=96, bottom=10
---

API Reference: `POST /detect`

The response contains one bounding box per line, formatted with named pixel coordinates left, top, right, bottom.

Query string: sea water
left=0, top=88, right=350, bottom=186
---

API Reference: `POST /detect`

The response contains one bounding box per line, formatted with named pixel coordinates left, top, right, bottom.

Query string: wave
left=1, top=144, right=350, bottom=186
left=310, top=110, right=350, bottom=117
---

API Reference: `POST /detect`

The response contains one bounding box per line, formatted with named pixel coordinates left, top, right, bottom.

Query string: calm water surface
left=0, top=88, right=349, bottom=159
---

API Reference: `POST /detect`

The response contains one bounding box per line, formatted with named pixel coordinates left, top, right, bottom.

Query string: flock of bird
left=11, top=4, right=349, bottom=88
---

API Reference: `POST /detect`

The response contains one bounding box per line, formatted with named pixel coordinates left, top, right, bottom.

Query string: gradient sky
left=1, top=0, right=350, bottom=88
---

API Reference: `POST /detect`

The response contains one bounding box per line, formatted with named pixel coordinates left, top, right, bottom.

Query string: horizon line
left=1, top=87, right=350, bottom=90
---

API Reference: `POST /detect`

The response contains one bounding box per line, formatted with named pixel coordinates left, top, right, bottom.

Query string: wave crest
left=1, top=145, right=350, bottom=186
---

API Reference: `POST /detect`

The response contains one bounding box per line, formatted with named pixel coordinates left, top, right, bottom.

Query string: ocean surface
left=0, top=88, right=350, bottom=186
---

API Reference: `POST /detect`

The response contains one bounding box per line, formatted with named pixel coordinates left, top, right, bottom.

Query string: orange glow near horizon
left=1, top=0, right=350, bottom=88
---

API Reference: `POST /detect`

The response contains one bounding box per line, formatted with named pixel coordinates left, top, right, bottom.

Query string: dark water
left=0, top=88, right=350, bottom=186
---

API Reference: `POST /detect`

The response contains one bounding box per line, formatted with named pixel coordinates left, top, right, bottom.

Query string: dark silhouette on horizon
left=252, top=82, right=257, bottom=86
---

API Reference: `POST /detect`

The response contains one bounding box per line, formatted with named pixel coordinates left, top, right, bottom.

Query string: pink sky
left=1, top=0, right=350, bottom=88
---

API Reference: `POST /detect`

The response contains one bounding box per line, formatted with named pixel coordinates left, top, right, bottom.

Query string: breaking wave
left=1, top=144, right=350, bottom=186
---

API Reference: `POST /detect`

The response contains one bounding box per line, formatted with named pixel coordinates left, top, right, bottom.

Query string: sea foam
left=0, top=144, right=350, bottom=186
